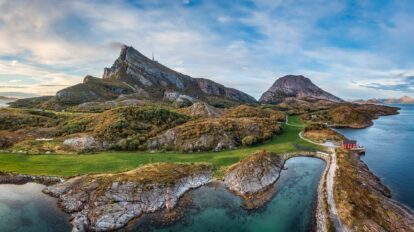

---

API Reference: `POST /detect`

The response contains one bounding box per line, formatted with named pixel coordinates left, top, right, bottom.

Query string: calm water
left=0, top=100, right=10, bottom=107
left=132, top=157, right=325, bottom=232
left=0, top=158, right=324, bottom=232
left=339, top=104, right=414, bottom=209
left=0, top=183, right=71, bottom=232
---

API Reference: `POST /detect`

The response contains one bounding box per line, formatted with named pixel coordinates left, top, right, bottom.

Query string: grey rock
left=44, top=164, right=213, bottom=231
left=224, top=151, right=284, bottom=195
left=259, top=75, right=344, bottom=104
left=63, top=136, right=97, bottom=151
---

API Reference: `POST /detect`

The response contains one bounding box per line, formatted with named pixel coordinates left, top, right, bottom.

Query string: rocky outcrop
left=224, top=151, right=284, bottom=196
left=63, top=136, right=100, bottom=152
left=195, top=78, right=257, bottom=104
left=178, top=102, right=222, bottom=118
left=56, top=76, right=135, bottom=105
left=43, top=163, right=213, bottom=231
left=0, top=172, right=63, bottom=185
left=147, top=118, right=281, bottom=152
left=260, top=75, right=344, bottom=104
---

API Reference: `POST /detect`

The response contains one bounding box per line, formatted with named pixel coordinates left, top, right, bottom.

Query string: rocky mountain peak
left=259, top=75, right=343, bottom=104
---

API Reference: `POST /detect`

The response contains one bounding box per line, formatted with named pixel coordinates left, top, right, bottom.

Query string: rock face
left=259, top=75, right=344, bottom=104
left=224, top=151, right=284, bottom=195
left=44, top=163, right=213, bottom=231
left=101, top=45, right=256, bottom=106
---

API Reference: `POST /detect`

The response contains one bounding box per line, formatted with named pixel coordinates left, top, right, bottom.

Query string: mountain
left=259, top=75, right=344, bottom=104
left=0, top=96, right=17, bottom=100
left=353, top=96, right=414, bottom=105
left=56, top=45, right=256, bottom=107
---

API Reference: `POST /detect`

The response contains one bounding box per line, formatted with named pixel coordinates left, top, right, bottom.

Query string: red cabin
left=343, top=139, right=357, bottom=150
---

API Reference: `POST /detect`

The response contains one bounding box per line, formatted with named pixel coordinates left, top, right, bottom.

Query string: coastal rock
left=224, top=151, right=284, bottom=196
left=44, top=163, right=213, bottom=231
left=259, top=75, right=344, bottom=104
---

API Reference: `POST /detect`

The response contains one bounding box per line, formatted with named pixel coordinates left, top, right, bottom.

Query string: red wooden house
left=343, top=139, right=357, bottom=150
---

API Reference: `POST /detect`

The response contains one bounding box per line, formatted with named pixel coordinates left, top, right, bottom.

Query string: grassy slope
left=0, top=116, right=320, bottom=177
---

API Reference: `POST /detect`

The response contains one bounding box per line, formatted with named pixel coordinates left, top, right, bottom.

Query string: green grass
left=287, top=115, right=308, bottom=128
left=0, top=117, right=320, bottom=177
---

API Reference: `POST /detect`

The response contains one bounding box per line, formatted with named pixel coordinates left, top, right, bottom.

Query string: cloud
left=360, top=76, right=414, bottom=92
left=1, top=0, right=414, bottom=99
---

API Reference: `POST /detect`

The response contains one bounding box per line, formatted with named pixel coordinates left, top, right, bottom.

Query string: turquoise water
left=0, top=158, right=324, bottom=232
left=0, top=183, right=71, bottom=232
left=132, top=157, right=325, bottom=232
left=339, top=104, right=414, bottom=209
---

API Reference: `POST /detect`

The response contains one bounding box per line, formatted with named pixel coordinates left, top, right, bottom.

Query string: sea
left=338, top=104, right=414, bottom=210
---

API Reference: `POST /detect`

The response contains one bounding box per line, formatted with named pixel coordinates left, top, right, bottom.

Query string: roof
left=343, top=139, right=357, bottom=144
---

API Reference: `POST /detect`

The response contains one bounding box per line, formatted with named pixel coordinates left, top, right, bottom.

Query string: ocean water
left=0, top=183, right=71, bottom=232
left=132, top=157, right=326, bottom=232
left=339, top=104, right=414, bottom=209
left=0, top=100, right=10, bottom=107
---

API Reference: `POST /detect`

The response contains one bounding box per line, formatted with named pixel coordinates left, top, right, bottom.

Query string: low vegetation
left=0, top=121, right=320, bottom=177
left=303, top=124, right=345, bottom=143
left=334, top=150, right=414, bottom=231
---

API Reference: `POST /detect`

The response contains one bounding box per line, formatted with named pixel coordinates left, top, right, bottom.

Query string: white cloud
left=0, top=0, right=413, bottom=99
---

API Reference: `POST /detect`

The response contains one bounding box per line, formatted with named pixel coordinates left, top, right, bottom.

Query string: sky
left=1, top=0, right=414, bottom=100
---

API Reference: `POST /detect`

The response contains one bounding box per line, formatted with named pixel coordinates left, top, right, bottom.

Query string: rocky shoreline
left=0, top=171, right=63, bottom=185
left=43, top=163, right=213, bottom=232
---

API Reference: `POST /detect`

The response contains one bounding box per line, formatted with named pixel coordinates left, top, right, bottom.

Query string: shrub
left=242, top=135, right=258, bottom=146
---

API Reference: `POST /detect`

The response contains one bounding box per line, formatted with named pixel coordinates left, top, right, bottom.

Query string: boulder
left=63, top=136, right=97, bottom=151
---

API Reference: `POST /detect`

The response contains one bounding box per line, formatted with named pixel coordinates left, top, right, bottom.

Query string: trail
left=297, top=128, right=348, bottom=231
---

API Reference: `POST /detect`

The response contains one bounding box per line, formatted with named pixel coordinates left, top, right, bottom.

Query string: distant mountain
left=56, top=45, right=256, bottom=107
left=0, top=96, right=17, bottom=100
left=353, top=96, right=414, bottom=105
left=259, top=75, right=344, bottom=104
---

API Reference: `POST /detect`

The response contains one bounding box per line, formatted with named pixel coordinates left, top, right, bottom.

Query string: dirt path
left=298, top=131, right=348, bottom=231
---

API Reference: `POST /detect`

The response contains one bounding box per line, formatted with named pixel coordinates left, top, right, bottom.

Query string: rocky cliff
left=259, top=75, right=344, bottom=104
left=224, top=151, right=284, bottom=196
left=43, top=163, right=212, bottom=231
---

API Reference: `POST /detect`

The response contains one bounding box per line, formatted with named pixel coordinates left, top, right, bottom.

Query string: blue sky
left=0, top=0, right=414, bottom=100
